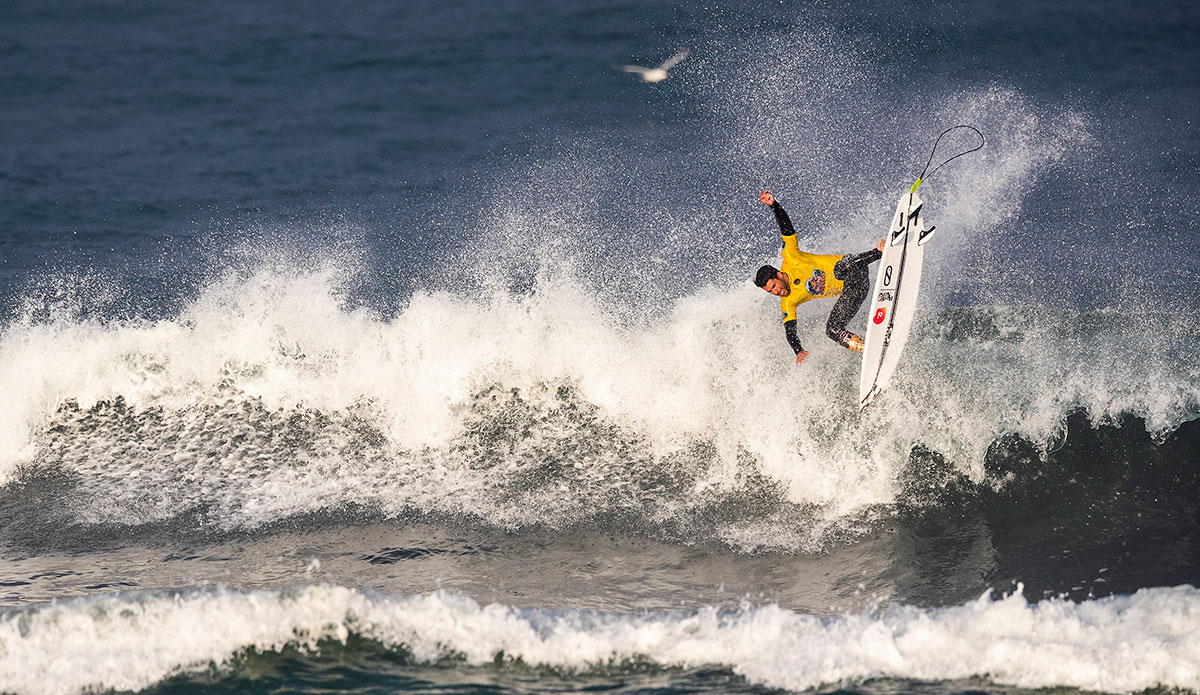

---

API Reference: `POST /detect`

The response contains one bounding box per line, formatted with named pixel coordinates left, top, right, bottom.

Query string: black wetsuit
left=826, top=247, right=882, bottom=348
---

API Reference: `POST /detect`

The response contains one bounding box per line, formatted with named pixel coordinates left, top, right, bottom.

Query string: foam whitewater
left=0, top=584, right=1196, bottom=695
left=1, top=264, right=1198, bottom=551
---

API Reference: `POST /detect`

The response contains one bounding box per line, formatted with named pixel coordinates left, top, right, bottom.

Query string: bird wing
left=658, top=49, right=690, bottom=70
left=614, top=64, right=652, bottom=74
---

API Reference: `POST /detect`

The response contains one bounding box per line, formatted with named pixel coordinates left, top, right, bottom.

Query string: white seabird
left=614, top=48, right=690, bottom=83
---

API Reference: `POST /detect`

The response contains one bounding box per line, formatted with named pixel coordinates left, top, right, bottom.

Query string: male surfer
left=753, top=190, right=884, bottom=365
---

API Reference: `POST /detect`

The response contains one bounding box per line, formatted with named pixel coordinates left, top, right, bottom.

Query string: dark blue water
left=1, top=1, right=1198, bottom=693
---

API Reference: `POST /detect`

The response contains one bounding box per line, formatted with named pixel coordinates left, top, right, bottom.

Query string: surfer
left=753, top=190, right=884, bottom=365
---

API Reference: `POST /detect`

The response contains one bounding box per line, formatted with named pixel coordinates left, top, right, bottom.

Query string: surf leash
left=910, top=125, right=985, bottom=192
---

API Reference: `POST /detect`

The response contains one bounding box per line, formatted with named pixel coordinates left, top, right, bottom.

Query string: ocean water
left=1, top=0, right=1198, bottom=693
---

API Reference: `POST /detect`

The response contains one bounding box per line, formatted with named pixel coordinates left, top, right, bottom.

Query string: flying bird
left=614, top=49, right=690, bottom=83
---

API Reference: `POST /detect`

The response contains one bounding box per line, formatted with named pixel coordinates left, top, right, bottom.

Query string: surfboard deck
left=858, top=188, right=934, bottom=410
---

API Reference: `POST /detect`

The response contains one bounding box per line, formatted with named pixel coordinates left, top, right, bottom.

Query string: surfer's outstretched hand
left=758, top=190, right=775, bottom=206
left=795, top=350, right=810, bottom=365
left=877, top=238, right=886, bottom=252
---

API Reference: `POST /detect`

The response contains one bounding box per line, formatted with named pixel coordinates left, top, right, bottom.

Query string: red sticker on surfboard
left=873, top=308, right=887, bottom=324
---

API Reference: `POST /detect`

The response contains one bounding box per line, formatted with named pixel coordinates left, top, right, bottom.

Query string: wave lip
left=0, top=584, right=1197, bottom=695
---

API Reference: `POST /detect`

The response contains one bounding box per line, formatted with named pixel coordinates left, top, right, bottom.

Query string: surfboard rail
left=858, top=189, right=931, bottom=410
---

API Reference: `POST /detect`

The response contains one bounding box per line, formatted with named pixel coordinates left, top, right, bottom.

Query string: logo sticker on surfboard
left=873, top=307, right=887, bottom=324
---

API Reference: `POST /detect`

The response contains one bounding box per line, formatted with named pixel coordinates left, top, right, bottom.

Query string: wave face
left=1, top=263, right=1198, bottom=552
left=1, top=585, right=1197, bottom=695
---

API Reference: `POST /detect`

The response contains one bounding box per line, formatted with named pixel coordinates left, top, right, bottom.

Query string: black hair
left=754, top=265, right=778, bottom=288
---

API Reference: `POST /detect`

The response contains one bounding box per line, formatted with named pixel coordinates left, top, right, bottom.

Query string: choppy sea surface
left=1, top=0, right=1198, bottom=693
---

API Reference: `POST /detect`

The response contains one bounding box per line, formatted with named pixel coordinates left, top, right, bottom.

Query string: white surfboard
left=858, top=186, right=935, bottom=410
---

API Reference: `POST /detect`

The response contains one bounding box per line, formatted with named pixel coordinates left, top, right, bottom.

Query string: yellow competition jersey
left=779, top=234, right=845, bottom=322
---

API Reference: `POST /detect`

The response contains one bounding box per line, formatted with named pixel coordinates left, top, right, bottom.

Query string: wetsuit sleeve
left=784, top=319, right=803, bottom=354
left=770, top=201, right=797, bottom=237
left=770, top=201, right=801, bottom=256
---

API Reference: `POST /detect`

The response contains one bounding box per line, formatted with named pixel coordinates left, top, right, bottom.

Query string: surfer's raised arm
left=758, top=190, right=797, bottom=239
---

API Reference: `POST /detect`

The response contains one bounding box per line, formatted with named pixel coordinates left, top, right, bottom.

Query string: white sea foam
left=0, top=584, right=1196, bottom=695
left=0, top=260, right=1197, bottom=549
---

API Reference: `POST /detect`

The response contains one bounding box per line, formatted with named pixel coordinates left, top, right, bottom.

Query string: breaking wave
left=1, top=584, right=1197, bottom=695
left=0, top=264, right=1197, bottom=552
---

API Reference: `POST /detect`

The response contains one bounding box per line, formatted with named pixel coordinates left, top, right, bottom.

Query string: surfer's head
left=755, top=265, right=790, bottom=296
